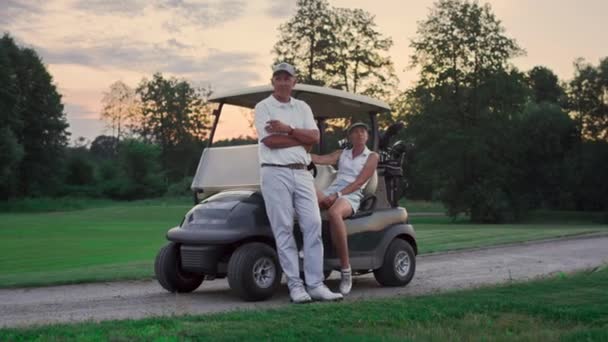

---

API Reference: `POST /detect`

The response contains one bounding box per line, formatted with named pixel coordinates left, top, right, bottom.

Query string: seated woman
left=310, top=122, right=379, bottom=295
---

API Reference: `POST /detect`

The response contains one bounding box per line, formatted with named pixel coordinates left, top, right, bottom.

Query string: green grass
left=2, top=267, right=607, bottom=341
left=411, top=213, right=607, bottom=254
left=399, top=198, right=445, bottom=213
left=0, top=200, right=606, bottom=288
left=0, top=203, right=191, bottom=287
left=0, top=196, right=192, bottom=213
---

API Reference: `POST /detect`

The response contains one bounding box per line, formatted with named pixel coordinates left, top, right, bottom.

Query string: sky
left=2, top=0, right=607, bottom=143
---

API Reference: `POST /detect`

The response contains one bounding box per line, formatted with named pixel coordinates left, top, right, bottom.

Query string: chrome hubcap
left=394, top=251, right=410, bottom=278
left=253, top=257, right=276, bottom=288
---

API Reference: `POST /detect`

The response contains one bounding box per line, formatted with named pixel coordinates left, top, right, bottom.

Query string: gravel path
left=1, top=235, right=607, bottom=328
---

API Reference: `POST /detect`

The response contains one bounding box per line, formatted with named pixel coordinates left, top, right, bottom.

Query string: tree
left=117, top=139, right=164, bottom=198
left=100, top=139, right=165, bottom=200
left=273, top=0, right=398, bottom=100
left=64, top=149, right=96, bottom=186
left=527, top=66, right=564, bottom=104
left=561, top=57, right=608, bottom=211
left=273, top=0, right=334, bottom=85
left=0, top=37, right=23, bottom=198
left=90, top=135, right=119, bottom=160
left=567, top=57, right=608, bottom=141
left=134, top=73, right=212, bottom=180
left=565, top=141, right=608, bottom=211
left=0, top=35, right=21, bottom=134
left=100, top=81, right=138, bottom=140
left=516, top=102, right=577, bottom=209
left=0, top=34, right=69, bottom=198
left=402, top=0, right=527, bottom=222
left=0, top=127, right=24, bottom=198
left=326, top=8, right=398, bottom=99
left=410, top=0, right=523, bottom=89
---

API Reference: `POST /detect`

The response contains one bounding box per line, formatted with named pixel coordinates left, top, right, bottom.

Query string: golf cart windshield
left=192, top=84, right=391, bottom=195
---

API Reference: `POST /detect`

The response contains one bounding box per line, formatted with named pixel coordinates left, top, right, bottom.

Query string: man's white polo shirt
left=254, top=94, right=318, bottom=166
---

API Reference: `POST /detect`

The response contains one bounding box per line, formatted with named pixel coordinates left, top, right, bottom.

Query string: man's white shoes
left=289, top=286, right=312, bottom=304
left=307, top=284, right=343, bottom=301
left=339, top=268, right=352, bottom=295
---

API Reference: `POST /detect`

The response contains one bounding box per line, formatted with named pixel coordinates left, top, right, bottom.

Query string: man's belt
left=261, top=163, right=307, bottom=170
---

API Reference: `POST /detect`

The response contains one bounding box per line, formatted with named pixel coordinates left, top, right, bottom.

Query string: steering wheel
left=307, top=161, right=318, bottom=178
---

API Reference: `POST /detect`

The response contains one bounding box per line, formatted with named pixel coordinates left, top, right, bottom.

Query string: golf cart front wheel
left=155, top=242, right=204, bottom=293
left=374, top=238, right=416, bottom=286
left=228, top=242, right=282, bottom=301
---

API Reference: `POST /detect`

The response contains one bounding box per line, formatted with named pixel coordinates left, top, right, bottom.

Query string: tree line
left=1, top=0, right=606, bottom=222
left=396, top=0, right=608, bottom=221
left=1, top=35, right=254, bottom=200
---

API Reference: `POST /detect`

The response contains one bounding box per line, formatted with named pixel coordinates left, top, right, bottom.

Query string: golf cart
left=154, top=84, right=417, bottom=301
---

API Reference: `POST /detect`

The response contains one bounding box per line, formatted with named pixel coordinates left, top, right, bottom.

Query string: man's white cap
left=272, top=62, right=296, bottom=77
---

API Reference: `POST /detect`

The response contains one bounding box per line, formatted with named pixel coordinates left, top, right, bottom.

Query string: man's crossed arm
left=261, top=120, right=319, bottom=151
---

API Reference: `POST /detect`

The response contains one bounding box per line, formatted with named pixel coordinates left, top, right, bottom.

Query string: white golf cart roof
left=208, top=84, right=390, bottom=118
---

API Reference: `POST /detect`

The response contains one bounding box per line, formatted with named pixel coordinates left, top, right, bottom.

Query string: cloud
left=35, top=39, right=161, bottom=67
left=162, top=21, right=182, bottom=34
left=0, top=0, right=43, bottom=26
left=4, top=0, right=250, bottom=67
left=156, top=0, right=247, bottom=27
left=163, top=49, right=254, bottom=73
left=36, top=39, right=260, bottom=90
left=36, top=39, right=251, bottom=71
left=166, top=38, right=192, bottom=50
left=64, top=102, right=97, bottom=119
left=72, top=0, right=147, bottom=16
left=0, top=0, right=40, bottom=13
left=71, top=0, right=247, bottom=29
left=265, top=0, right=296, bottom=18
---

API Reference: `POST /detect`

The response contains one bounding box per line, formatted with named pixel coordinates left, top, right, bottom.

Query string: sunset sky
left=2, top=0, right=607, bottom=142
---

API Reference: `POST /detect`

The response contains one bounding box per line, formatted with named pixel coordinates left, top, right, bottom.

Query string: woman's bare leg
left=327, top=199, right=353, bottom=269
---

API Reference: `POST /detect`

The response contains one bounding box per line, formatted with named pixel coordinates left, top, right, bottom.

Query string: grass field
left=411, top=214, right=607, bottom=254
left=399, top=198, right=446, bottom=213
left=0, top=198, right=606, bottom=288
left=0, top=196, right=192, bottom=213
left=2, top=266, right=606, bottom=341
left=0, top=202, right=189, bottom=287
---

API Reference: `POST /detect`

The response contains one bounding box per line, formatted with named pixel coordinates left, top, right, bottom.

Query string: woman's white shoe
left=339, top=268, right=352, bottom=295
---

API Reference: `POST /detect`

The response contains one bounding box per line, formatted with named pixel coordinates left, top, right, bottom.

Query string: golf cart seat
left=313, top=164, right=338, bottom=192
left=191, top=144, right=261, bottom=198
left=314, top=164, right=378, bottom=199
left=314, top=164, right=406, bottom=234
left=344, top=207, right=409, bottom=235
left=316, top=164, right=379, bottom=219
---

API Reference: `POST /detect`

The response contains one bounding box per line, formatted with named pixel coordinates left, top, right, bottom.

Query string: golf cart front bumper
left=167, top=225, right=249, bottom=244
left=179, top=244, right=226, bottom=274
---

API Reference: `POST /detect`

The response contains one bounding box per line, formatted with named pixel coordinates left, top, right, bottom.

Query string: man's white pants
left=260, top=167, right=323, bottom=289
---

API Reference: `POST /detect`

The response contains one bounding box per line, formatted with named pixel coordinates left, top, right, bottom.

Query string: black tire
left=228, top=243, right=282, bottom=301
left=374, top=239, right=416, bottom=286
left=155, top=242, right=204, bottom=293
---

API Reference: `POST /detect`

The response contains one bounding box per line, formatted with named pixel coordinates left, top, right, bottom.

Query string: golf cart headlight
left=183, top=209, right=229, bottom=226
left=192, top=217, right=228, bottom=225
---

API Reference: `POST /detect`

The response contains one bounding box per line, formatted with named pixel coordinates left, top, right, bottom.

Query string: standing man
left=255, top=62, right=343, bottom=303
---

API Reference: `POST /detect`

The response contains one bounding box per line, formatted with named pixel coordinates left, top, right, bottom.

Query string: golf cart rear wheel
left=228, top=242, right=282, bottom=301
left=374, top=239, right=416, bottom=286
left=155, top=242, right=204, bottom=293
